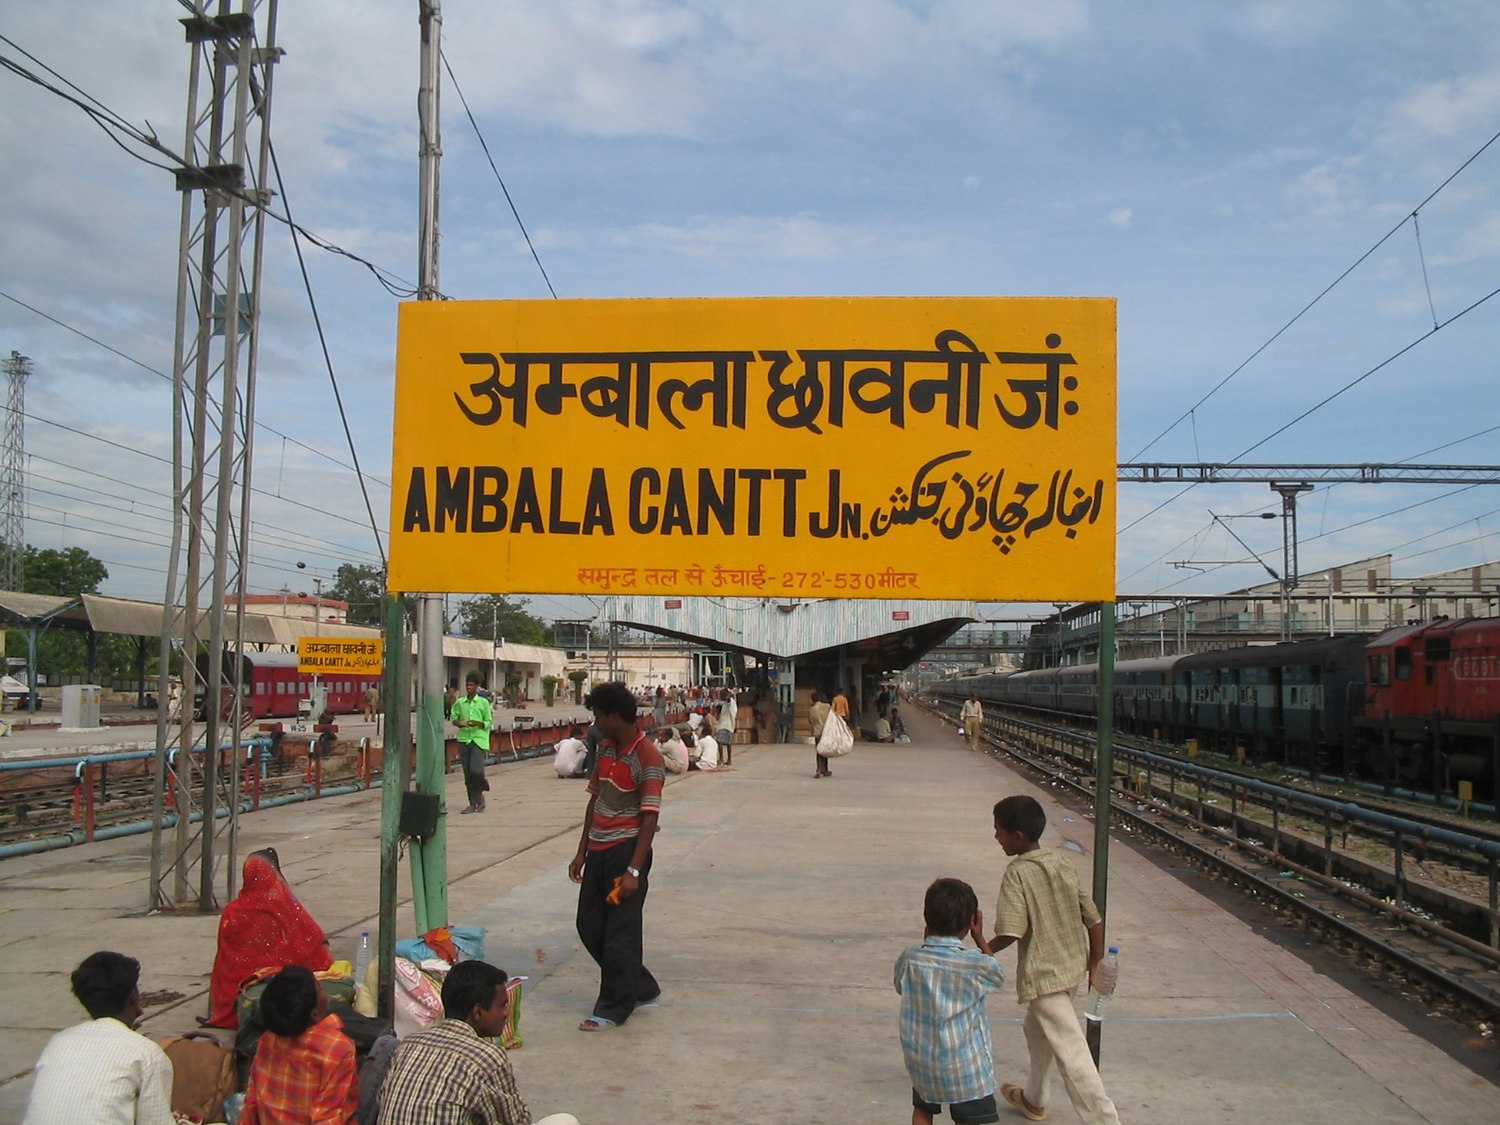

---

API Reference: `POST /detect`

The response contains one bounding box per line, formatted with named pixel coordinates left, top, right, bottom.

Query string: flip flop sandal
left=1001, top=1083, right=1046, bottom=1121
left=578, top=1016, right=617, bottom=1032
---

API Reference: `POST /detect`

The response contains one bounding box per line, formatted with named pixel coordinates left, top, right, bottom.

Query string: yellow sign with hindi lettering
left=298, top=637, right=384, bottom=676
left=389, top=297, right=1116, bottom=600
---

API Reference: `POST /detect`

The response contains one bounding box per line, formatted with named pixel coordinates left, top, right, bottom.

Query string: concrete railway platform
left=0, top=705, right=1494, bottom=1122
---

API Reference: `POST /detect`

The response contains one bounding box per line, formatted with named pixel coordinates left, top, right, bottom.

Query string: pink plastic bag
left=392, top=957, right=443, bottom=1039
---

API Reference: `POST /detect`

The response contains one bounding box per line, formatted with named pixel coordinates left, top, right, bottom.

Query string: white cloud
left=1287, top=156, right=1368, bottom=218
left=1108, top=208, right=1133, bottom=229
left=1234, top=0, right=1342, bottom=45
left=1385, top=68, right=1500, bottom=142
left=610, top=214, right=875, bottom=262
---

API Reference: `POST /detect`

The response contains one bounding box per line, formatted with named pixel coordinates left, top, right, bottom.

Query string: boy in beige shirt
left=988, top=795, right=1119, bottom=1124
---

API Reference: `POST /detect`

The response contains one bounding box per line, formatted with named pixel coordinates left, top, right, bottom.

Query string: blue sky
left=2, top=1, right=1499, bottom=627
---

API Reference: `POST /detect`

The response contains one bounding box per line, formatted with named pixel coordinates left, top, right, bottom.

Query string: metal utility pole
left=1087, top=600, right=1115, bottom=1065
left=378, top=0, right=444, bottom=1019
left=1271, top=483, right=1312, bottom=641
left=150, top=0, right=281, bottom=913
left=0, top=351, right=29, bottom=591
left=411, top=0, right=449, bottom=934
left=607, top=596, right=620, bottom=679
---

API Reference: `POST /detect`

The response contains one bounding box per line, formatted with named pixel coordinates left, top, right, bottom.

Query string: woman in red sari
left=205, top=849, right=333, bottom=1028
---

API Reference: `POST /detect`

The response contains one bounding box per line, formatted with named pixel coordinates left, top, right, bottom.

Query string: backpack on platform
left=157, top=1031, right=236, bottom=1124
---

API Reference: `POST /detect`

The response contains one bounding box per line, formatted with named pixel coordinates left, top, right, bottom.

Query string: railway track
left=0, top=734, right=558, bottom=848
left=924, top=696, right=1500, bottom=1045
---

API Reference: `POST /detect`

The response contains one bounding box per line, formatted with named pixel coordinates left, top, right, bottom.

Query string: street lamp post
left=312, top=575, right=324, bottom=716
left=297, top=562, right=326, bottom=718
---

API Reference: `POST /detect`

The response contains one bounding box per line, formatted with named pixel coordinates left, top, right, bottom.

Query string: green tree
left=455, top=594, right=548, bottom=647
left=8, top=545, right=133, bottom=684
left=327, top=563, right=393, bottom=628
left=24, top=546, right=107, bottom=597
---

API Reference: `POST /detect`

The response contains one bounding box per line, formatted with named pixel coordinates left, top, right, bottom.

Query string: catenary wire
left=1119, top=280, right=1500, bottom=541
left=0, top=289, right=389, bottom=490
left=0, top=43, right=427, bottom=300
left=440, top=49, right=558, bottom=299
left=1129, top=124, right=1500, bottom=462
left=269, top=141, right=388, bottom=569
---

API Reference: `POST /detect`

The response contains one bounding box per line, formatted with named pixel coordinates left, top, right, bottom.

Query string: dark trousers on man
left=576, top=840, right=659, bottom=1024
left=458, top=742, right=489, bottom=809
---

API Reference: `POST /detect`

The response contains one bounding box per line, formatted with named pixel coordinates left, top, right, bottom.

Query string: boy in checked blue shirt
left=895, top=878, right=1008, bottom=1125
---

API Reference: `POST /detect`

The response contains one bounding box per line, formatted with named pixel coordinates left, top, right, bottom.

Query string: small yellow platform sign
left=389, top=296, right=1116, bottom=601
left=298, top=637, right=384, bottom=676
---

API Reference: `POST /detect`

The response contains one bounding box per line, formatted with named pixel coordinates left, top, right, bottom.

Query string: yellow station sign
left=298, top=637, right=384, bottom=676
left=389, top=297, right=1116, bottom=601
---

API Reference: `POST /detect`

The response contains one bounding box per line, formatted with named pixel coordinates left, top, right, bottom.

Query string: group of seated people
left=25, top=850, right=579, bottom=1125
left=871, top=706, right=908, bottom=743
left=555, top=708, right=732, bottom=780
left=239, top=959, right=578, bottom=1124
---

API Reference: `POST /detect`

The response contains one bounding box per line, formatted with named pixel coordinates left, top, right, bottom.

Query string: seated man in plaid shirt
left=241, top=965, right=358, bottom=1124
left=376, top=961, right=576, bottom=1125
left=895, top=878, right=1007, bottom=1125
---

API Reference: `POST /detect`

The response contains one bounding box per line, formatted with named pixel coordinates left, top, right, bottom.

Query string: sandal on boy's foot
left=578, top=1016, right=616, bottom=1032
left=459, top=804, right=477, bottom=814
left=1001, top=1084, right=1046, bottom=1121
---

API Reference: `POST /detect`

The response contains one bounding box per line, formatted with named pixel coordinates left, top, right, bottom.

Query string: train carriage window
left=1424, top=637, right=1452, bottom=661
left=1394, top=646, right=1412, bottom=682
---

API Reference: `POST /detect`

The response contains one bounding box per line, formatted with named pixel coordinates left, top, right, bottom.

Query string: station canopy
left=610, top=596, right=977, bottom=671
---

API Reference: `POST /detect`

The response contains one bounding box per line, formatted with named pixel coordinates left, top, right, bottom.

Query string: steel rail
left=922, top=696, right=1500, bottom=1024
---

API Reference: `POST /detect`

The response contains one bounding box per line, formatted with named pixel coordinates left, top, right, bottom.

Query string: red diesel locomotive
left=1359, top=616, right=1500, bottom=798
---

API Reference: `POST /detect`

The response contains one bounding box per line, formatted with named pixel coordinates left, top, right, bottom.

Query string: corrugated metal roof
left=611, top=596, right=977, bottom=660
left=82, top=594, right=283, bottom=644
left=0, top=591, right=82, bottom=623
left=265, top=615, right=382, bottom=648
left=442, top=635, right=566, bottom=665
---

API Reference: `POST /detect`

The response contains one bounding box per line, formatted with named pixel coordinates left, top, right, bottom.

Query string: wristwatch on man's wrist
left=625, top=866, right=641, bottom=878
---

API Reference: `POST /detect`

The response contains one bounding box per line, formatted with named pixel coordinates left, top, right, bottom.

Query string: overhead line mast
left=1, top=351, right=29, bottom=592
left=150, top=0, right=281, bottom=913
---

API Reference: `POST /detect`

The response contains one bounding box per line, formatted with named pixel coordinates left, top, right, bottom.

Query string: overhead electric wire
left=1230, top=283, right=1500, bottom=463
left=440, top=49, right=558, bottom=299
left=21, top=410, right=386, bottom=541
left=269, top=141, right=388, bottom=569
left=25, top=487, right=385, bottom=573
left=1120, top=281, right=1500, bottom=541
left=1129, top=124, right=1500, bottom=462
left=1, top=289, right=390, bottom=489
left=0, top=41, right=427, bottom=300
left=24, top=454, right=380, bottom=564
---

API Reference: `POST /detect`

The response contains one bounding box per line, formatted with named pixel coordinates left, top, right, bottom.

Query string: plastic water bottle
left=353, top=930, right=371, bottom=986
left=1084, top=946, right=1119, bottom=1022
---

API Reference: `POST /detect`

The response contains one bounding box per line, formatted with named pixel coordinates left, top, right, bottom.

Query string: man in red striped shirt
left=567, top=682, right=665, bottom=1032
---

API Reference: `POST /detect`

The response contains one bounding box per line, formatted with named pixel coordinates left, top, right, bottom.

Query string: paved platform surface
left=0, top=706, right=1494, bottom=1123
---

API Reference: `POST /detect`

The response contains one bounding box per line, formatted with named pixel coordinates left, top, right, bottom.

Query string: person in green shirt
left=450, top=673, right=493, bottom=814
